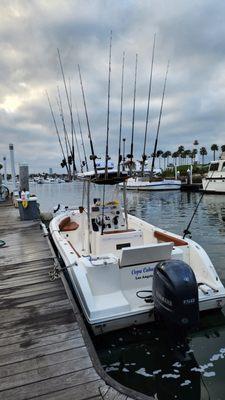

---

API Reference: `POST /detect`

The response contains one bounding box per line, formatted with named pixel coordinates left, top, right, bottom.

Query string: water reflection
left=95, top=311, right=225, bottom=399
left=96, top=326, right=200, bottom=399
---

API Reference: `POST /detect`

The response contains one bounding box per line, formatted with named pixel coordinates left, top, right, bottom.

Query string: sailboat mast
left=142, top=34, right=156, bottom=176
left=46, top=91, right=70, bottom=176
left=78, top=64, right=98, bottom=177
left=150, top=61, right=169, bottom=178
left=105, top=31, right=112, bottom=180
left=117, top=51, right=125, bottom=176
left=130, top=54, right=138, bottom=173
left=57, top=49, right=77, bottom=176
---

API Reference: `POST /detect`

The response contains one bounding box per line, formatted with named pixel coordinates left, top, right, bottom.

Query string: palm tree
left=181, top=151, right=186, bottom=165
left=189, top=150, right=196, bottom=163
left=156, top=150, right=163, bottom=169
left=192, top=148, right=198, bottom=164
left=200, top=147, right=207, bottom=164
left=185, top=149, right=191, bottom=164
left=183, top=150, right=188, bottom=165
left=211, top=144, right=218, bottom=161
left=166, top=151, right=171, bottom=166
left=172, top=151, right=179, bottom=165
left=221, top=145, right=225, bottom=153
left=162, top=152, right=168, bottom=170
left=177, top=146, right=184, bottom=166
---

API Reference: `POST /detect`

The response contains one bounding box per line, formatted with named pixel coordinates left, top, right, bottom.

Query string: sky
left=1, top=0, right=225, bottom=173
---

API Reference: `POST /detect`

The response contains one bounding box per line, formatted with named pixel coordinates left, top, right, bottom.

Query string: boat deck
left=0, top=201, right=140, bottom=400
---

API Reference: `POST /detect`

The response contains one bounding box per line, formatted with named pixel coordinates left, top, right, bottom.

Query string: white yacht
left=202, top=154, right=225, bottom=193
left=125, top=177, right=181, bottom=191
left=49, top=169, right=225, bottom=335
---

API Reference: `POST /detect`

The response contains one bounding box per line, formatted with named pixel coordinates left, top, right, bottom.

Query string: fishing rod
left=56, top=86, right=72, bottom=179
left=117, top=51, right=125, bottom=176
left=68, top=78, right=75, bottom=178
left=129, top=53, right=138, bottom=175
left=46, top=90, right=70, bottom=175
left=141, top=34, right=156, bottom=177
left=183, top=171, right=215, bottom=239
left=57, top=49, right=77, bottom=176
left=76, top=104, right=89, bottom=171
left=78, top=64, right=98, bottom=177
left=105, top=31, right=112, bottom=180
left=150, top=60, right=169, bottom=179
left=68, top=78, right=83, bottom=173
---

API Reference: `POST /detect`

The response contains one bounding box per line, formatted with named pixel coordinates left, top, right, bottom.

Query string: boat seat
left=59, top=216, right=79, bottom=232
left=120, top=242, right=173, bottom=267
left=154, top=230, right=188, bottom=246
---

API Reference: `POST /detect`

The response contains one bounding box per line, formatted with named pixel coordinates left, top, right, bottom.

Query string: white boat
left=43, top=178, right=55, bottom=184
left=202, top=155, right=225, bottom=193
left=49, top=169, right=225, bottom=335
left=124, top=177, right=181, bottom=191
left=36, top=177, right=44, bottom=184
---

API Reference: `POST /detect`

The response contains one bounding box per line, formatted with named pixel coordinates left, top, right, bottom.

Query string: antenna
left=105, top=30, right=112, bottom=180
left=129, top=54, right=138, bottom=173
left=142, top=34, right=156, bottom=176
left=150, top=61, right=169, bottom=178
left=117, top=51, right=125, bottom=176
left=78, top=64, right=98, bottom=176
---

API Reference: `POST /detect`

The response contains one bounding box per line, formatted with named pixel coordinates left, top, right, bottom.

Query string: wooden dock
left=0, top=202, right=143, bottom=400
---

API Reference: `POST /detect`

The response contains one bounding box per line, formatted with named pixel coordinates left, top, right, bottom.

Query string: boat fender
left=22, top=200, right=28, bottom=208
left=21, top=190, right=29, bottom=208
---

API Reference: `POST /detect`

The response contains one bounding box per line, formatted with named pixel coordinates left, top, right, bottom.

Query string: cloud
left=1, top=0, right=225, bottom=172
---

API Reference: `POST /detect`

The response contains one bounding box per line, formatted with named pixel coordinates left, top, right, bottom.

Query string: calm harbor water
left=32, top=181, right=225, bottom=400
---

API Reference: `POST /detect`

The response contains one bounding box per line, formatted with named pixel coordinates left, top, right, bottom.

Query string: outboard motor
left=153, top=259, right=199, bottom=332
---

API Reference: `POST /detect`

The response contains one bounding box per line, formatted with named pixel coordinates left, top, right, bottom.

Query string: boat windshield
left=209, top=162, right=219, bottom=171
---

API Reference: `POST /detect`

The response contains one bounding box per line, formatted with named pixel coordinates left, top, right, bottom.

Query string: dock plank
left=0, top=367, right=100, bottom=400
left=0, top=203, right=136, bottom=400
left=0, top=346, right=88, bottom=378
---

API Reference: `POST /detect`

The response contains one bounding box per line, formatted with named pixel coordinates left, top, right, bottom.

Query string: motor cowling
left=153, top=259, right=199, bottom=331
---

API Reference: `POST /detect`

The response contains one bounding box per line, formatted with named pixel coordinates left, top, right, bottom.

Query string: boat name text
left=131, top=266, right=154, bottom=280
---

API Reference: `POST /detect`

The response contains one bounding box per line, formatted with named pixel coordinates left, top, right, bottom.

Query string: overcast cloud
left=1, top=0, right=225, bottom=173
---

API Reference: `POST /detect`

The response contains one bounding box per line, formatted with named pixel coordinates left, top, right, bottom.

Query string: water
left=32, top=182, right=225, bottom=399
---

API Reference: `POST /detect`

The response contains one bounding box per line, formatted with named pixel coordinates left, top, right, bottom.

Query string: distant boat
left=36, top=177, right=44, bottom=184
left=45, top=178, right=55, bottom=184
left=124, top=177, right=181, bottom=191
left=202, top=154, right=225, bottom=193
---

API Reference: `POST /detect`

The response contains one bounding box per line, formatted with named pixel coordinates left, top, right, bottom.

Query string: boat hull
left=202, top=178, right=225, bottom=193
left=122, top=178, right=181, bottom=191
left=49, top=209, right=225, bottom=335
left=63, top=257, right=225, bottom=335
left=89, top=295, right=225, bottom=334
